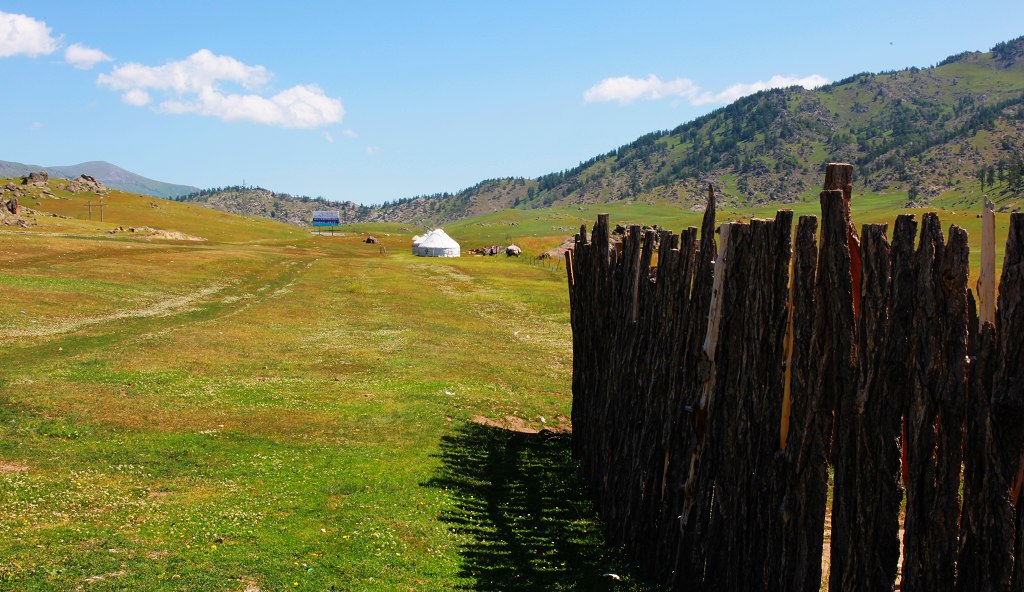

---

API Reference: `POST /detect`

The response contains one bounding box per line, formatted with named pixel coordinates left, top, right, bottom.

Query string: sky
left=1, top=1, right=1021, bottom=205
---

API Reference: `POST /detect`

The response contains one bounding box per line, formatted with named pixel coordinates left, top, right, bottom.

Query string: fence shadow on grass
left=423, top=422, right=648, bottom=591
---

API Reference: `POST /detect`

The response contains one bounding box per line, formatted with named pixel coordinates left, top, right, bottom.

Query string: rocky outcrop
left=21, top=171, right=48, bottom=186
left=62, top=174, right=107, bottom=193
left=538, top=236, right=576, bottom=261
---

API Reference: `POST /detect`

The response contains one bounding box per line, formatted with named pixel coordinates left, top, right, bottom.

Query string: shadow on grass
left=424, top=422, right=649, bottom=591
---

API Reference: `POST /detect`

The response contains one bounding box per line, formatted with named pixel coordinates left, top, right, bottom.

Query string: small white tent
left=411, top=235, right=423, bottom=254
left=414, top=229, right=460, bottom=257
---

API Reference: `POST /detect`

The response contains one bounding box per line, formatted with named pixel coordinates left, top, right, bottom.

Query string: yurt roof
left=418, top=228, right=459, bottom=249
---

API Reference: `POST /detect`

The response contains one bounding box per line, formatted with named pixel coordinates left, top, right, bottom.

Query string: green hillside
left=362, top=36, right=1023, bottom=224
left=0, top=177, right=306, bottom=243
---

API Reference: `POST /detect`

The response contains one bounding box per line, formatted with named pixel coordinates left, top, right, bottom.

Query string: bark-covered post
left=995, top=214, right=1024, bottom=592
left=829, top=223, right=898, bottom=592
left=809, top=189, right=857, bottom=588
left=655, top=226, right=698, bottom=587
left=669, top=189, right=719, bottom=589
left=779, top=215, right=827, bottom=592
left=958, top=321, right=1012, bottom=592
left=902, top=215, right=969, bottom=592
left=869, top=214, right=918, bottom=585
left=824, top=163, right=862, bottom=320
left=699, top=213, right=791, bottom=591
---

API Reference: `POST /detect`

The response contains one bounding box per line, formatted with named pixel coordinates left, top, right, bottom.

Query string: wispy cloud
left=584, top=74, right=701, bottom=104
left=366, top=146, right=382, bottom=155
left=65, top=43, right=112, bottom=69
left=693, top=74, right=829, bottom=105
left=341, top=129, right=358, bottom=139
left=584, top=73, right=828, bottom=106
left=0, top=10, right=58, bottom=58
left=323, top=131, right=334, bottom=143
left=97, top=49, right=344, bottom=129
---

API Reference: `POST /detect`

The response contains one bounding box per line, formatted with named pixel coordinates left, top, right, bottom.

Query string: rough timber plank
left=779, top=215, right=825, bottom=592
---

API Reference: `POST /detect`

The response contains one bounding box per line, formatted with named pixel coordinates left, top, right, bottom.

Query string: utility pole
left=99, top=198, right=105, bottom=222
left=85, top=201, right=93, bottom=221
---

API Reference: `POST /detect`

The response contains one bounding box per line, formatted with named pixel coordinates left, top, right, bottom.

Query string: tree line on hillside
left=976, top=153, right=1024, bottom=194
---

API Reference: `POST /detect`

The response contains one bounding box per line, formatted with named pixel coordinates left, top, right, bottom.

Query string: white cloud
left=122, top=88, right=151, bottom=106
left=584, top=73, right=829, bottom=106
left=30, top=121, right=43, bottom=130
left=341, top=129, right=358, bottom=139
left=366, top=146, right=382, bottom=155
left=323, top=131, right=334, bottom=143
left=97, top=49, right=344, bottom=128
left=65, top=43, right=112, bottom=69
left=693, top=74, right=829, bottom=106
left=0, top=11, right=58, bottom=58
left=584, top=74, right=700, bottom=104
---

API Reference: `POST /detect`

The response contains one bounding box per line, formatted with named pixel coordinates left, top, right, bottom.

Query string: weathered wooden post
left=994, top=213, right=1024, bottom=592
left=824, top=163, right=861, bottom=320
left=778, top=215, right=825, bottom=592
left=958, top=320, right=1012, bottom=592
left=902, top=215, right=968, bottom=592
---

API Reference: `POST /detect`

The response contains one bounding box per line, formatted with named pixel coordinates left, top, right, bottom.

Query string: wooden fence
left=564, top=163, right=1024, bottom=591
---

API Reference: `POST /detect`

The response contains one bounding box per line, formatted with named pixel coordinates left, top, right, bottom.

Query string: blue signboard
left=312, top=210, right=340, bottom=226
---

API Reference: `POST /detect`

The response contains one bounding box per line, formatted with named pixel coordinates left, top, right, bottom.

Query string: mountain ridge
left=101, top=36, right=1024, bottom=226
left=351, top=35, right=1023, bottom=225
left=0, top=160, right=198, bottom=199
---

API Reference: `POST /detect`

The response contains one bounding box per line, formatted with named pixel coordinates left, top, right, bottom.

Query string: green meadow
left=0, top=180, right=1012, bottom=590
left=0, top=183, right=654, bottom=591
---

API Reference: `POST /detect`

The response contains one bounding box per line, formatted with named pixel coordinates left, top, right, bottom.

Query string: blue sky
left=2, top=1, right=1020, bottom=204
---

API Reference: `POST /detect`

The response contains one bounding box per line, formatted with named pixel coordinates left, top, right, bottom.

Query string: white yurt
left=411, top=235, right=423, bottom=254
left=414, top=228, right=460, bottom=257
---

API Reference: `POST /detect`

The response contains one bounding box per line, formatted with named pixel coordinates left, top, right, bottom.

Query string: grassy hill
left=0, top=177, right=305, bottom=243
left=277, top=36, right=1015, bottom=227
left=0, top=160, right=198, bottom=199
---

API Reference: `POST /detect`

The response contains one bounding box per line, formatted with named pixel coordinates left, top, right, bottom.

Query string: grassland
left=1, top=178, right=1014, bottom=591
left=0, top=183, right=652, bottom=591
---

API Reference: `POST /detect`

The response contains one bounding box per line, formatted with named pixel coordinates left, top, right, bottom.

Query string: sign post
left=312, top=210, right=341, bottom=235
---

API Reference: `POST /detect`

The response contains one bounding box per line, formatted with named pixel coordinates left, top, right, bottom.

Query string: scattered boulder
left=506, top=245, right=522, bottom=257
left=3, top=197, right=18, bottom=215
left=21, top=171, right=48, bottom=186
left=364, top=236, right=379, bottom=244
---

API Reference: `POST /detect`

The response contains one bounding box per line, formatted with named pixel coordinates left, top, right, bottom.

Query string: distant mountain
left=0, top=160, right=198, bottom=198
